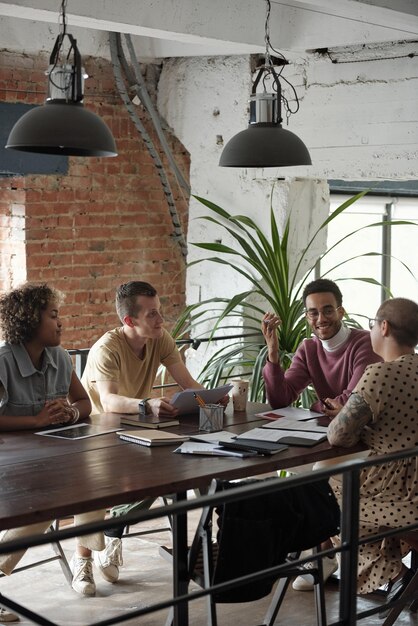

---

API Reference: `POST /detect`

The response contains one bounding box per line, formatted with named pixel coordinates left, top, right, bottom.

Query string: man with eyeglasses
left=262, top=278, right=381, bottom=416
left=261, top=278, right=382, bottom=590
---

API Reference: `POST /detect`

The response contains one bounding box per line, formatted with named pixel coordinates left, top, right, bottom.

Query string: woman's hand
left=261, top=313, right=281, bottom=364
left=37, top=398, right=79, bottom=427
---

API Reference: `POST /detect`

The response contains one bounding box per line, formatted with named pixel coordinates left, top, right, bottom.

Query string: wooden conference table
left=0, top=403, right=364, bottom=624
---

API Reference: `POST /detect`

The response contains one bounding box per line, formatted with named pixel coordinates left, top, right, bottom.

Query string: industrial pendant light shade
left=219, top=0, right=310, bottom=168
left=6, top=101, right=117, bottom=157
left=219, top=94, right=311, bottom=167
left=6, top=2, right=117, bottom=158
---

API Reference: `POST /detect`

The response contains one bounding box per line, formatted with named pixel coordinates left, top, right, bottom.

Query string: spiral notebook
left=118, top=429, right=189, bottom=447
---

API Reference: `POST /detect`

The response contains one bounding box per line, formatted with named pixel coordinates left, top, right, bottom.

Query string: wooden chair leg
left=201, top=531, right=217, bottom=626
left=261, top=549, right=327, bottom=626
left=0, top=522, right=72, bottom=586
left=50, top=522, right=72, bottom=585
left=124, top=496, right=173, bottom=537
left=261, top=577, right=291, bottom=626
left=381, top=569, right=418, bottom=626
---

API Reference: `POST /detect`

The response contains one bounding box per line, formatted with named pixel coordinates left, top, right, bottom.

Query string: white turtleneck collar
left=320, top=323, right=351, bottom=352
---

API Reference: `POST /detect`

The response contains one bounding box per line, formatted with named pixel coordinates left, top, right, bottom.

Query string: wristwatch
left=138, top=398, right=151, bottom=416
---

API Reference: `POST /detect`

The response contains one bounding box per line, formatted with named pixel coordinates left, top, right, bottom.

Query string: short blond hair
left=377, top=297, right=418, bottom=348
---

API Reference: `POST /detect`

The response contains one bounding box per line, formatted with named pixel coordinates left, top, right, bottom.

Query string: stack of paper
left=174, top=441, right=256, bottom=458
left=235, top=426, right=327, bottom=447
left=190, top=431, right=288, bottom=456
left=256, top=406, right=324, bottom=421
left=262, top=418, right=328, bottom=434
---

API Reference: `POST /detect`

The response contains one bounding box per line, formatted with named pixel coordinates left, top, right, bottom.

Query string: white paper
left=256, top=406, right=324, bottom=421
left=35, top=423, right=120, bottom=440
left=236, top=427, right=326, bottom=443
left=262, top=418, right=328, bottom=433
left=191, top=431, right=238, bottom=444
left=174, top=441, right=251, bottom=457
left=170, top=384, right=233, bottom=414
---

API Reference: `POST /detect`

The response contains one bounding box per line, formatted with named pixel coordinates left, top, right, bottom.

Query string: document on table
left=190, top=431, right=238, bottom=444
left=262, top=418, right=328, bottom=434
left=174, top=441, right=256, bottom=458
left=235, top=427, right=327, bottom=446
left=256, top=406, right=324, bottom=421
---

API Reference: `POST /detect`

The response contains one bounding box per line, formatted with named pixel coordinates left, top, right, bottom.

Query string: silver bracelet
left=69, top=406, right=80, bottom=424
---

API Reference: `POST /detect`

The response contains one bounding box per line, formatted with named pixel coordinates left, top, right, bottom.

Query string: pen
left=321, top=398, right=333, bottom=410
left=193, top=392, right=207, bottom=408
left=193, top=392, right=215, bottom=431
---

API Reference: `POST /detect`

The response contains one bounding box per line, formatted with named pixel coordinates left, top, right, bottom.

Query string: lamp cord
left=48, top=0, right=83, bottom=102
left=263, top=0, right=300, bottom=119
left=59, top=0, right=67, bottom=38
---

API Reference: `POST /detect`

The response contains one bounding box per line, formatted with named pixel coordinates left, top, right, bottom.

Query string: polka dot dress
left=333, top=354, right=418, bottom=594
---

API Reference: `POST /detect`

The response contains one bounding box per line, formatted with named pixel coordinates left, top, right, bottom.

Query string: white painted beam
left=0, top=0, right=416, bottom=59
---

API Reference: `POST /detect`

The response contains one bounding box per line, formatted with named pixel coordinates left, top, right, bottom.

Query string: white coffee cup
left=230, top=379, right=249, bottom=412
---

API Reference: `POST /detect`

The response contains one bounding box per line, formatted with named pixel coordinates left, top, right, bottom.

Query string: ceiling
left=0, top=0, right=417, bottom=60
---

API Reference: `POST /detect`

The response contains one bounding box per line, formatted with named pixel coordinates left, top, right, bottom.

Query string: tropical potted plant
left=172, top=190, right=415, bottom=404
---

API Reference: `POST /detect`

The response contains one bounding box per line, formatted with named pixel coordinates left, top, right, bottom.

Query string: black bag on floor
left=213, top=478, right=340, bottom=603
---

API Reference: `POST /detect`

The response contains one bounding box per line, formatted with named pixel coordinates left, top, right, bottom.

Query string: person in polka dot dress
left=328, top=297, right=418, bottom=599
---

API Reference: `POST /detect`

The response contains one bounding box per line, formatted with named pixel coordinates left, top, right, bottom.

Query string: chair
left=161, top=476, right=341, bottom=626
left=123, top=496, right=173, bottom=539
left=381, top=549, right=418, bottom=626
left=0, top=521, right=72, bottom=586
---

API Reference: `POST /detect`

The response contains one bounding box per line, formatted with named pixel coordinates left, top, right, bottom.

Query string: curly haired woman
left=0, top=284, right=105, bottom=622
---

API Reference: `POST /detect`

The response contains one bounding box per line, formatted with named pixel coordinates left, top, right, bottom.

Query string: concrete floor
left=1, top=508, right=417, bottom=626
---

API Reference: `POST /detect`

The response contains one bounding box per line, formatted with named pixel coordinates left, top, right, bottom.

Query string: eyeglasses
left=368, top=318, right=399, bottom=330
left=304, top=305, right=341, bottom=320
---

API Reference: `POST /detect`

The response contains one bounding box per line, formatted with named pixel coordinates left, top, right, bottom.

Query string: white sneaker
left=0, top=607, right=19, bottom=623
left=94, top=537, right=123, bottom=583
left=71, top=556, right=96, bottom=596
left=292, top=555, right=338, bottom=591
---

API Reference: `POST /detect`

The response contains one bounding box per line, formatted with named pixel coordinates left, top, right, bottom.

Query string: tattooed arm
left=327, top=393, right=373, bottom=448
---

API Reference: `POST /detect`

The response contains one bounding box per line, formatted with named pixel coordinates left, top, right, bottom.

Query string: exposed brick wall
left=0, top=51, right=190, bottom=351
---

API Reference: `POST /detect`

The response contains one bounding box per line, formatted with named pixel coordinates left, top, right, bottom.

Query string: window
left=320, top=194, right=418, bottom=325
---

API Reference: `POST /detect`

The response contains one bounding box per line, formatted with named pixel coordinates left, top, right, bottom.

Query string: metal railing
left=0, top=446, right=417, bottom=626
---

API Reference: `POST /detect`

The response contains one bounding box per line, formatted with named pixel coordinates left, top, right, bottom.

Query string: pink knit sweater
left=263, top=328, right=381, bottom=412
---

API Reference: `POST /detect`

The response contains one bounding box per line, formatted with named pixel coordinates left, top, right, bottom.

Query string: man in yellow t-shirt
left=82, top=280, right=204, bottom=583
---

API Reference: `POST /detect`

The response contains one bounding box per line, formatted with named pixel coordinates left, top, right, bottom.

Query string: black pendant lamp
left=219, top=0, right=311, bottom=168
left=6, top=1, right=117, bottom=158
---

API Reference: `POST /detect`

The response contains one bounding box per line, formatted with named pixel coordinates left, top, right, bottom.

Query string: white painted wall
left=157, top=44, right=418, bottom=376
left=158, top=55, right=331, bottom=375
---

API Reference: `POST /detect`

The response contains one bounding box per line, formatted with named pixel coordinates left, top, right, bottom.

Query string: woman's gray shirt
left=0, top=343, right=73, bottom=416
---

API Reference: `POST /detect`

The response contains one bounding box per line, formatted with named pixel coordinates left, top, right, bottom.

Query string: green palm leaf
left=172, top=190, right=415, bottom=403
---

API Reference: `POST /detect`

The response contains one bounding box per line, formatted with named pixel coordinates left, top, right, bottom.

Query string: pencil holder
left=199, top=404, right=224, bottom=432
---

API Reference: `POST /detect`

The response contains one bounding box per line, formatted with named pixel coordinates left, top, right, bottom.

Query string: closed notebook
left=120, top=414, right=179, bottom=428
left=118, top=430, right=189, bottom=447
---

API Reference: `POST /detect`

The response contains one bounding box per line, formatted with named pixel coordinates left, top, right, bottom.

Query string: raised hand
left=261, top=312, right=282, bottom=364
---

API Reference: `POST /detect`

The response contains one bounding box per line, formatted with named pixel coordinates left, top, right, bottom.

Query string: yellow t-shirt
left=82, top=327, right=181, bottom=414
